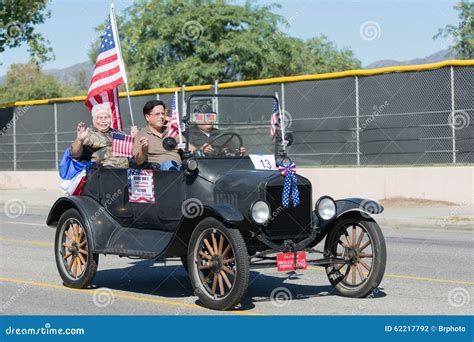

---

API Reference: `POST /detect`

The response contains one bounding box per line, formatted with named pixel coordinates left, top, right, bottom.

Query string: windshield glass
left=185, top=94, right=282, bottom=158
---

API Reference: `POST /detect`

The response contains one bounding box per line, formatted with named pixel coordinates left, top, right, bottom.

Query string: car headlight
left=250, top=201, right=270, bottom=224
left=316, top=196, right=336, bottom=221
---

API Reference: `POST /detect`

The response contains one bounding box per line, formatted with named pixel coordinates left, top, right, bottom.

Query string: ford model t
left=47, top=94, right=386, bottom=310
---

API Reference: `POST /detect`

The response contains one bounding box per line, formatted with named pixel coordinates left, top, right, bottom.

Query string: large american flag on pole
left=270, top=99, right=280, bottom=139
left=85, top=17, right=125, bottom=131
left=167, top=92, right=180, bottom=139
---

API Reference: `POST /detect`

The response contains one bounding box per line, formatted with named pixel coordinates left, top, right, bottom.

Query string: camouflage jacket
left=78, top=128, right=129, bottom=168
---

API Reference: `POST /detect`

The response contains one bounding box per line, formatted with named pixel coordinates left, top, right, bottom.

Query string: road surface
left=0, top=210, right=472, bottom=316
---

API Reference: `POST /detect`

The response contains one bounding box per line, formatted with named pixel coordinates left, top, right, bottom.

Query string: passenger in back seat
left=71, top=104, right=137, bottom=168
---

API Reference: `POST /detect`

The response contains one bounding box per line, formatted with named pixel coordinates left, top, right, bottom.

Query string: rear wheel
left=324, top=215, right=386, bottom=298
left=187, top=217, right=249, bottom=310
left=55, top=209, right=98, bottom=289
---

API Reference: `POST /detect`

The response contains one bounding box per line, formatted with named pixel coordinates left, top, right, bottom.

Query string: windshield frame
left=184, top=93, right=283, bottom=159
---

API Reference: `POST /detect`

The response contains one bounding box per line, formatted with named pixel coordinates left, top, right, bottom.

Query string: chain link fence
left=0, top=64, right=472, bottom=170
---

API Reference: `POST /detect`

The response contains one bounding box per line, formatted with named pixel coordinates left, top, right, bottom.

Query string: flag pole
left=175, top=90, right=185, bottom=148
left=110, top=2, right=135, bottom=128
left=275, top=92, right=287, bottom=148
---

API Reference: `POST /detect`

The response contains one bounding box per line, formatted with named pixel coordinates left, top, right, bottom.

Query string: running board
left=98, top=227, right=174, bottom=258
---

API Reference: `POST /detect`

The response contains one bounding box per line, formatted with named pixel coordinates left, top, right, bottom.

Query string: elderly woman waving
left=71, top=104, right=137, bottom=168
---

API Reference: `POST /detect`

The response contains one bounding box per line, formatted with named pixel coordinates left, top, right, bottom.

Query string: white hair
left=91, top=104, right=112, bottom=118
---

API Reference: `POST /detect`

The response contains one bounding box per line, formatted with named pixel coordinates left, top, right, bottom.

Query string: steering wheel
left=202, top=132, right=244, bottom=156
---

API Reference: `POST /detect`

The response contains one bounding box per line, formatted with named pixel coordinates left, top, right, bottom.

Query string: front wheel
left=55, top=209, right=99, bottom=289
left=187, top=217, right=249, bottom=310
left=324, top=215, right=386, bottom=298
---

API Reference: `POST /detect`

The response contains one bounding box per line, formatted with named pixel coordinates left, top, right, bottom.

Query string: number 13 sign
left=249, top=154, right=277, bottom=170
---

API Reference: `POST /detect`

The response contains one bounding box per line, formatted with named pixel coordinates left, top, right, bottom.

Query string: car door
left=124, top=169, right=185, bottom=231
left=152, top=170, right=186, bottom=230
left=97, top=168, right=184, bottom=231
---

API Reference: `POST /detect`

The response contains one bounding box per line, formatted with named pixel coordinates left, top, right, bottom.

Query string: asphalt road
left=0, top=210, right=472, bottom=316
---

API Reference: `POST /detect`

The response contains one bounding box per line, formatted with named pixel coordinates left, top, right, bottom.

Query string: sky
left=0, top=0, right=460, bottom=76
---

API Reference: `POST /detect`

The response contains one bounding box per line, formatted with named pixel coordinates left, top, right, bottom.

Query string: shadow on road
left=91, top=259, right=386, bottom=311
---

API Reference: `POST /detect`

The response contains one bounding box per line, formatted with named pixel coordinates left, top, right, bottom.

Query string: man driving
left=187, top=113, right=246, bottom=156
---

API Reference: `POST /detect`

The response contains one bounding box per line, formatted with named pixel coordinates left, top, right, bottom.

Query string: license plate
left=276, top=252, right=307, bottom=272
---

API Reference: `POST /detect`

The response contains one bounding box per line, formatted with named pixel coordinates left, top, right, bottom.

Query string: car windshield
left=185, top=94, right=283, bottom=158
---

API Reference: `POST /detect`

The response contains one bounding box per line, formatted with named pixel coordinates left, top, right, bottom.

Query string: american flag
left=85, top=17, right=125, bottom=131
left=270, top=99, right=280, bottom=138
left=112, top=132, right=134, bottom=157
left=193, top=113, right=204, bottom=123
left=167, top=93, right=180, bottom=139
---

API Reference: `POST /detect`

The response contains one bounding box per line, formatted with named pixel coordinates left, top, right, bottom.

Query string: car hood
left=214, top=169, right=280, bottom=193
left=195, top=157, right=279, bottom=188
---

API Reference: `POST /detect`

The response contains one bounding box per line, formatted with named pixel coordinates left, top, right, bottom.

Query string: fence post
left=281, top=82, right=286, bottom=114
left=54, top=103, right=59, bottom=170
left=450, top=66, right=456, bottom=164
left=12, top=108, right=17, bottom=171
left=355, top=76, right=361, bottom=166
left=214, top=80, right=219, bottom=114
left=181, top=84, right=186, bottom=119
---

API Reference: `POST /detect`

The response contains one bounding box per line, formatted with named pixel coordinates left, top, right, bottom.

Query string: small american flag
left=85, top=15, right=125, bottom=131
left=167, top=93, right=179, bottom=139
left=193, top=113, right=204, bottom=123
left=270, top=99, right=280, bottom=139
left=112, top=132, right=134, bottom=157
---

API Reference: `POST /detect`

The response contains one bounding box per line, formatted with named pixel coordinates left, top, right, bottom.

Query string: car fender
left=46, top=196, right=120, bottom=252
left=312, top=198, right=384, bottom=246
left=203, top=203, right=245, bottom=223
left=163, top=203, right=244, bottom=257
left=334, top=198, right=384, bottom=218
left=177, top=203, right=244, bottom=229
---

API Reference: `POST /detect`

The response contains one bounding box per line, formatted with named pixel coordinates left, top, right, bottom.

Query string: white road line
left=2, top=221, right=45, bottom=226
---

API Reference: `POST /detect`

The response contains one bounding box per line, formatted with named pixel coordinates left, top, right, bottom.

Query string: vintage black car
left=47, top=94, right=387, bottom=310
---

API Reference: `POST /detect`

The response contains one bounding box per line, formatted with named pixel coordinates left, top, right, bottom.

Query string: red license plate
left=276, top=252, right=307, bottom=272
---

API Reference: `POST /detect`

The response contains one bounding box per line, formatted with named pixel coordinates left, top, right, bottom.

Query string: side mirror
left=284, top=132, right=294, bottom=147
left=182, top=159, right=198, bottom=172
left=163, top=137, right=177, bottom=151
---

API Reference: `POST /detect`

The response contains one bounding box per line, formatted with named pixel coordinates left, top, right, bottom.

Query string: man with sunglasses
left=134, top=100, right=187, bottom=170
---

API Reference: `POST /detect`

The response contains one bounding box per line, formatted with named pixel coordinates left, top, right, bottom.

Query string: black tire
left=180, top=255, right=189, bottom=273
left=324, top=215, right=386, bottom=298
left=55, top=208, right=99, bottom=289
left=187, top=217, right=249, bottom=310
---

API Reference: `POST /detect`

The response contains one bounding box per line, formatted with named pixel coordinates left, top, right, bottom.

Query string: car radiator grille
left=265, top=184, right=312, bottom=240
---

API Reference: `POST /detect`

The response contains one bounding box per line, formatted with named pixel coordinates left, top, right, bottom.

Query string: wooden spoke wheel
left=324, top=215, right=386, bottom=298
left=197, top=230, right=236, bottom=298
left=55, top=209, right=98, bottom=289
left=61, top=220, right=88, bottom=278
left=188, top=217, right=249, bottom=310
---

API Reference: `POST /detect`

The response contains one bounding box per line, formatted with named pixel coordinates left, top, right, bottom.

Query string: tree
left=0, top=0, right=54, bottom=63
left=0, top=61, right=70, bottom=102
left=303, top=36, right=361, bottom=73
left=434, top=1, right=473, bottom=59
left=89, top=0, right=361, bottom=90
